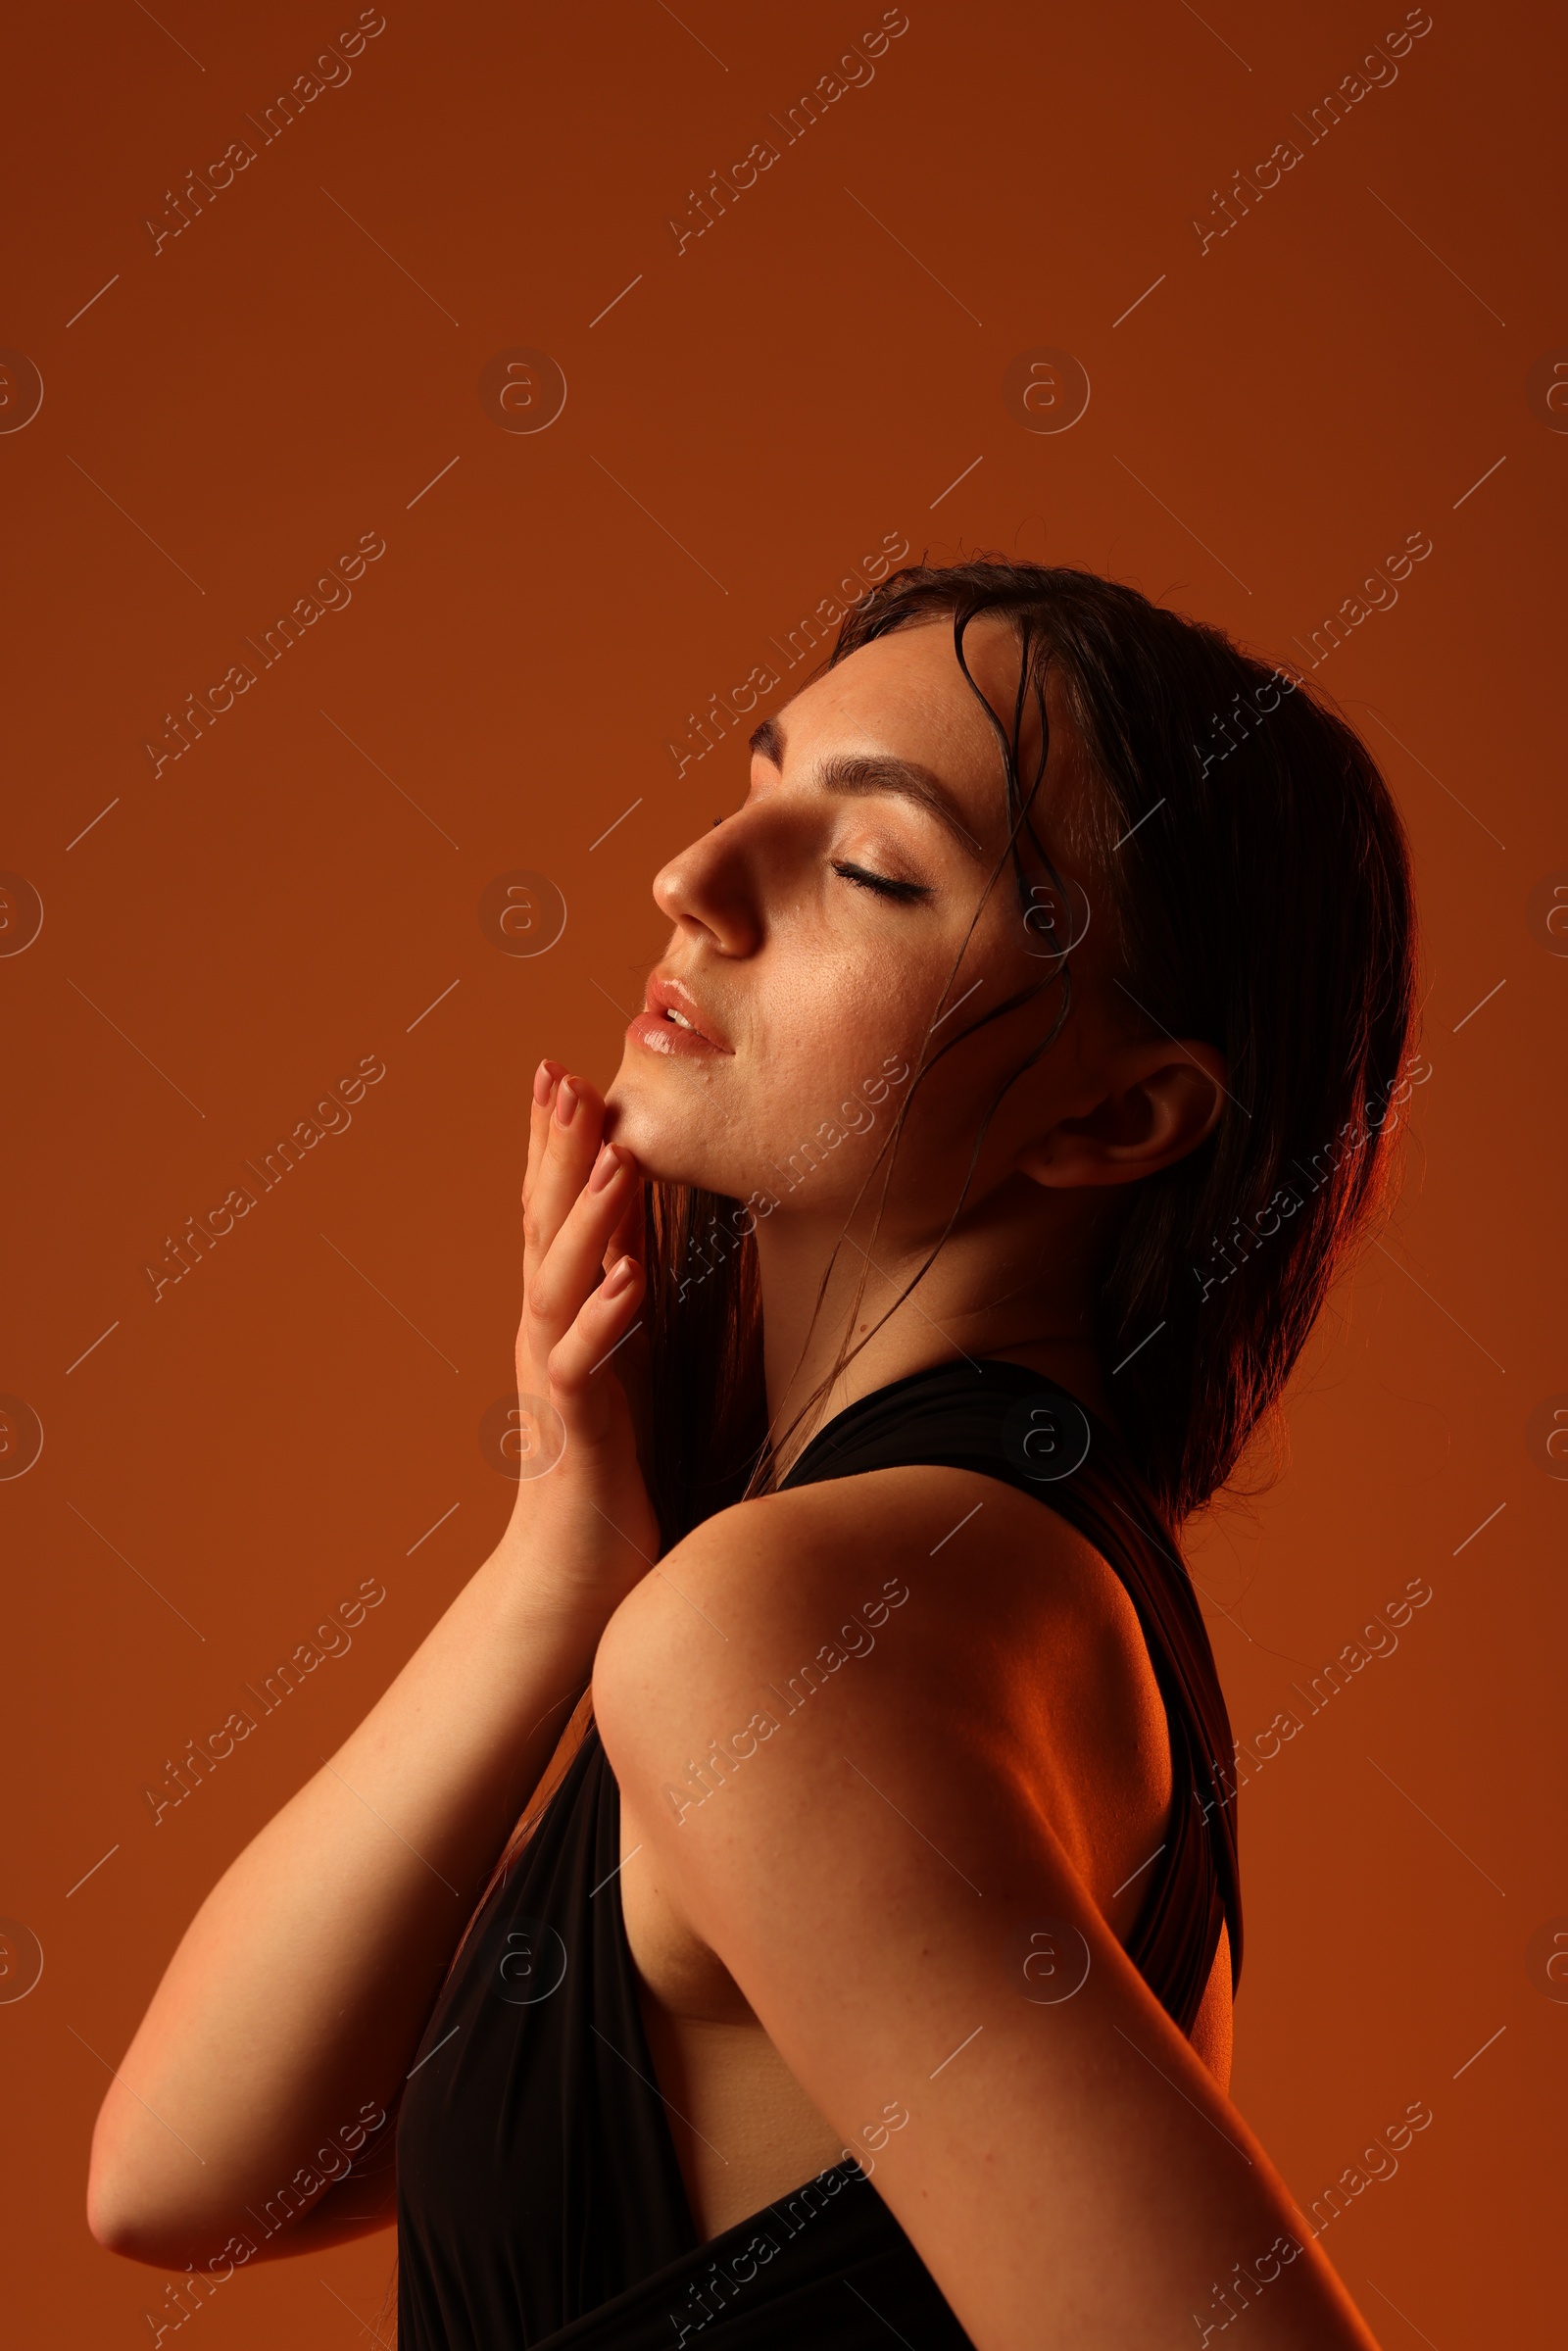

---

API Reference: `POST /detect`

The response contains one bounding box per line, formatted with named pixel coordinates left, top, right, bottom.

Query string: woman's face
left=604, top=616, right=1142, bottom=1240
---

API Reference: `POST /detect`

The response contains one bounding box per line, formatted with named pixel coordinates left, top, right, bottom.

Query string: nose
left=652, top=814, right=763, bottom=956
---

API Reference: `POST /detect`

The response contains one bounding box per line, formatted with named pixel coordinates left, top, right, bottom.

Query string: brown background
left=3, top=0, right=1562, bottom=2340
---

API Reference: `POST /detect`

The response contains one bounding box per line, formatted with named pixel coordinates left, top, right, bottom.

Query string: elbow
left=85, top=2131, right=130, bottom=2254
left=85, top=2173, right=161, bottom=2263
left=86, top=2145, right=195, bottom=2268
left=87, top=2198, right=214, bottom=2272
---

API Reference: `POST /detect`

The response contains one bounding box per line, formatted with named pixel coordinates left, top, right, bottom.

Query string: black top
left=395, top=1358, right=1243, bottom=2349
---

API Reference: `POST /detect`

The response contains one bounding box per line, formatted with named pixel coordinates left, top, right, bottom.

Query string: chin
left=602, top=1062, right=710, bottom=1186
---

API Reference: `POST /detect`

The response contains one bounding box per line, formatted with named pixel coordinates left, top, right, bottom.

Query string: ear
left=1017, top=1040, right=1230, bottom=1191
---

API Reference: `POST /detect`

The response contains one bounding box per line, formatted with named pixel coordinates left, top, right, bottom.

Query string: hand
left=501, top=1061, right=662, bottom=1618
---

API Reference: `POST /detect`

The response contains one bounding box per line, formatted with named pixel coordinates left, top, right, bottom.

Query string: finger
left=525, top=1072, right=606, bottom=1273
left=604, top=1150, right=646, bottom=1273
left=546, top=1252, right=647, bottom=1413
left=523, top=1060, right=565, bottom=1212
left=528, top=1143, right=640, bottom=1346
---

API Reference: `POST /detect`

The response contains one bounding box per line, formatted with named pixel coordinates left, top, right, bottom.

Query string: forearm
left=88, top=1527, right=607, bottom=2263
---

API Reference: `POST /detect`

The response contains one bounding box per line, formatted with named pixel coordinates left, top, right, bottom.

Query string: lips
left=626, top=972, right=734, bottom=1060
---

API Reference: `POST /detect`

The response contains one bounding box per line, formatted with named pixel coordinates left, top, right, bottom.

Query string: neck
left=753, top=1177, right=1122, bottom=1474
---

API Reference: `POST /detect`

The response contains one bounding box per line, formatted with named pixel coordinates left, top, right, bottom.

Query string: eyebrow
left=748, top=713, right=986, bottom=861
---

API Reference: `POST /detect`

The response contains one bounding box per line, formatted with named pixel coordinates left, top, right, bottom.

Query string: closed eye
left=832, top=860, right=932, bottom=904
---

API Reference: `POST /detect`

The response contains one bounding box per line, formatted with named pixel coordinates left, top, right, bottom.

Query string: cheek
left=608, top=886, right=1014, bottom=1199
left=748, top=966, right=917, bottom=1140
left=747, top=915, right=1001, bottom=1155
left=609, top=948, right=925, bottom=1194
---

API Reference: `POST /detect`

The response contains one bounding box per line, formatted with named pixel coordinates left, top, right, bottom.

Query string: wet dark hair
left=643, top=554, right=1422, bottom=1536
left=375, top=557, right=1420, bottom=2337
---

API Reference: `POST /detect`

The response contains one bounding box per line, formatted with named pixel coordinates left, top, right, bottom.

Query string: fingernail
left=588, top=1144, right=621, bottom=1193
left=533, top=1060, right=561, bottom=1107
left=602, top=1255, right=636, bottom=1299
left=555, top=1079, right=579, bottom=1128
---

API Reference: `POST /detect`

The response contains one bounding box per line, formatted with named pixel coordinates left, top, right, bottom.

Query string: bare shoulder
left=593, top=1463, right=1173, bottom=1934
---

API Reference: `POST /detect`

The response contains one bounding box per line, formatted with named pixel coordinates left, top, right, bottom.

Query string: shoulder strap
left=780, top=1359, right=1243, bottom=2029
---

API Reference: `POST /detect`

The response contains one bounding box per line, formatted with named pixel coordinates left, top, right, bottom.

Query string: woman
left=88, top=561, right=1416, bottom=2348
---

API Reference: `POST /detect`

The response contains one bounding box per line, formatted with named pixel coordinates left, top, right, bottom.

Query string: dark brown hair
left=644, top=554, right=1422, bottom=1537
left=375, top=557, right=1420, bottom=2334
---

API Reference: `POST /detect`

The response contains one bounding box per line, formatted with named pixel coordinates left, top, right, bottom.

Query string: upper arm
left=592, top=1490, right=1293, bottom=2348
left=592, top=1479, right=1138, bottom=2021
left=225, top=2169, right=398, bottom=2266
left=596, top=1469, right=1172, bottom=1937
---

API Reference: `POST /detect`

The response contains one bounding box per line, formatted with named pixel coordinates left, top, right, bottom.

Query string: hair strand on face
left=639, top=555, right=1422, bottom=1537
left=415, top=562, right=1422, bottom=2258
